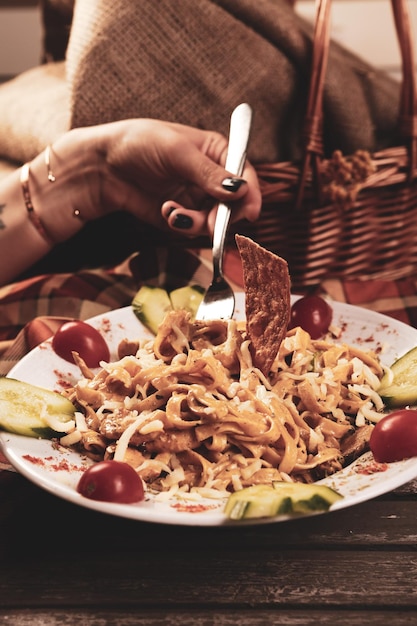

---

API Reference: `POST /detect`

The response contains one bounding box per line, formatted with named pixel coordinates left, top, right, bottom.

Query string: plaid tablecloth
left=2, top=246, right=417, bottom=470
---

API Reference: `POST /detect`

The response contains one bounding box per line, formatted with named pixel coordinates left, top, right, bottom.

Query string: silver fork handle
left=212, top=103, right=252, bottom=279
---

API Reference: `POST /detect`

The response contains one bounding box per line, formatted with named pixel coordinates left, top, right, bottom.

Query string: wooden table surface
left=1, top=469, right=417, bottom=626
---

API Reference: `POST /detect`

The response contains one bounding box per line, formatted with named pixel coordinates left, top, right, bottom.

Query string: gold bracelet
left=44, top=145, right=56, bottom=182
left=20, top=163, right=55, bottom=246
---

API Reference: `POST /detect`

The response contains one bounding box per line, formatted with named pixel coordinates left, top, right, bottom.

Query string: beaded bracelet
left=20, top=162, right=55, bottom=246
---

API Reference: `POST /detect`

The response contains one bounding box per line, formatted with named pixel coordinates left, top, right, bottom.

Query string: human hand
left=86, top=118, right=262, bottom=236
left=0, top=118, right=261, bottom=287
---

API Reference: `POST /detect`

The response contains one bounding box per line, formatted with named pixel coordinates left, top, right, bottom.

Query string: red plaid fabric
left=0, top=248, right=216, bottom=375
left=2, top=247, right=417, bottom=469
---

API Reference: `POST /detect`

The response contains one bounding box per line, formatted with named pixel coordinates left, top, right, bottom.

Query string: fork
left=196, top=102, right=252, bottom=320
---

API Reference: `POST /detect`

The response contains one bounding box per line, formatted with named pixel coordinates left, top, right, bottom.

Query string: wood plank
left=1, top=609, right=417, bottom=626
left=1, top=550, right=417, bottom=609
left=3, top=501, right=417, bottom=558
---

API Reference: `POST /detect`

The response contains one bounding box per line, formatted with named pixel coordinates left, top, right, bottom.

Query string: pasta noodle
left=62, top=310, right=385, bottom=496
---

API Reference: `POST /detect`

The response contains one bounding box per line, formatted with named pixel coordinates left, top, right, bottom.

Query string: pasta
left=62, top=309, right=385, bottom=497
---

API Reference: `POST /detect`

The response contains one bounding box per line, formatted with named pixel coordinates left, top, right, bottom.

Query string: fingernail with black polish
left=173, top=214, right=193, bottom=229
left=221, top=177, right=246, bottom=192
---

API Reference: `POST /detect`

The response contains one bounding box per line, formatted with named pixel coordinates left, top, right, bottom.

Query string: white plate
left=2, top=294, right=417, bottom=526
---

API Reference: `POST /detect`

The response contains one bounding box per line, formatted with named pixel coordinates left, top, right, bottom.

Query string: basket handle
left=392, top=0, right=417, bottom=173
left=296, top=0, right=417, bottom=209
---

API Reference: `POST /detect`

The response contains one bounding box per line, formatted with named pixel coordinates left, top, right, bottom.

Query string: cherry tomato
left=77, top=460, right=145, bottom=503
left=370, top=409, right=417, bottom=463
left=288, top=295, right=333, bottom=339
left=52, top=320, right=110, bottom=368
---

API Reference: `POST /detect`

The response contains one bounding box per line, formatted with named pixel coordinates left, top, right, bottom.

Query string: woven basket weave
left=248, top=0, right=417, bottom=289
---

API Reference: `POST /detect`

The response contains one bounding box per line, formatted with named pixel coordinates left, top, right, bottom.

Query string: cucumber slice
left=224, top=482, right=343, bottom=520
left=379, top=346, right=417, bottom=408
left=132, top=286, right=173, bottom=334
left=132, top=284, right=205, bottom=334
left=169, top=285, right=204, bottom=319
left=272, top=481, right=343, bottom=514
left=0, top=377, right=76, bottom=438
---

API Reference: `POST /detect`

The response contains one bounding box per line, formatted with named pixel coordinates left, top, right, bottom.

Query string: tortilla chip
left=235, top=234, right=291, bottom=375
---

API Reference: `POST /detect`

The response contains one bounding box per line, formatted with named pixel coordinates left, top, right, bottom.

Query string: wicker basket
left=249, top=0, right=417, bottom=289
